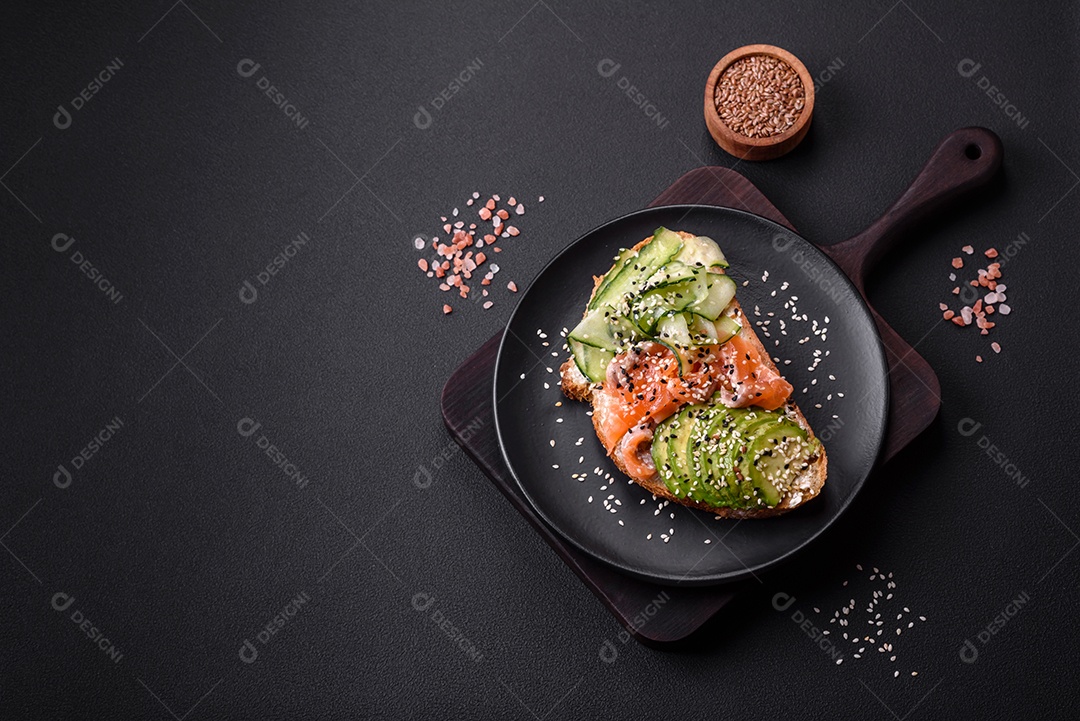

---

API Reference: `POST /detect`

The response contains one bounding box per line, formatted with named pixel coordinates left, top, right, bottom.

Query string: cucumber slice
left=569, top=339, right=615, bottom=383
left=637, top=277, right=706, bottom=317
left=712, top=315, right=741, bottom=344
left=655, top=313, right=691, bottom=349
left=655, top=314, right=694, bottom=376
left=691, top=274, right=737, bottom=321
left=653, top=337, right=687, bottom=376
left=591, top=246, right=637, bottom=304
left=642, top=261, right=697, bottom=291
left=685, top=313, right=740, bottom=346
left=674, top=235, right=729, bottom=269
left=631, top=305, right=668, bottom=335
left=568, top=307, right=639, bottom=352
left=687, top=315, right=720, bottom=345
left=588, top=227, right=683, bottom=311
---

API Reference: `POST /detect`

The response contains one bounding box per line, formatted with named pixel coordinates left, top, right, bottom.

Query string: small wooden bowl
left=704, top=44, right=814, bottom=161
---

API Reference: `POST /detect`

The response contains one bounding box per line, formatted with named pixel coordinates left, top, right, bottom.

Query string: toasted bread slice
left=560, top=231, right=827, bottom=518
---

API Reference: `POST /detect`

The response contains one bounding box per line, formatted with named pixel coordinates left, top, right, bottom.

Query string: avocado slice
left=744, top=422, right=816, bottom=506
left=689, top=406, right=749, bottom=507
left=653, top=406, right=698, bottom=497
left=666, top=406, right=703, bottom=498
left=739, top=419, right=809, bottom=506
left=651, top=407, right=682, bottom=492
left=685, top=407, right=763, bottom=509
left=718, top=411, right=784, bottom=509
left=684, top=404, right=737, bottom=506
left=655, top=403, right=818, bottom=510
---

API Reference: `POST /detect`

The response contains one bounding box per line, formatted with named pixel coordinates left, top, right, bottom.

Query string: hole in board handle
left=964, top=143, right=982, bottom=160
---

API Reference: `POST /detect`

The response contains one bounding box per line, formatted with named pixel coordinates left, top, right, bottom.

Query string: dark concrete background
left=2, top=1, right=1076, bottom=718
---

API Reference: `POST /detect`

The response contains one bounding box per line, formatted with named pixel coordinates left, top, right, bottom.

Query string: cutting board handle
left=823, top=127, right=1003, bottom=289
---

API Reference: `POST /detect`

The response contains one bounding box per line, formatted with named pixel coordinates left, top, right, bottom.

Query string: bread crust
left=559, top=232, right=827, bottom=518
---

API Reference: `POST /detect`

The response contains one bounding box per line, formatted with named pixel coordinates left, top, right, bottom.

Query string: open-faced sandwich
left=560, top=228, right=826, bottom=518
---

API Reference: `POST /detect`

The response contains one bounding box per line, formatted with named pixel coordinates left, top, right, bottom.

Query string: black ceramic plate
left=493, top=205, right=889, bottom=586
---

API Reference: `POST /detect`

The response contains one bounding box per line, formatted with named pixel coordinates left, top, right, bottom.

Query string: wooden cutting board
left=440, top=166, right=943, bottom=644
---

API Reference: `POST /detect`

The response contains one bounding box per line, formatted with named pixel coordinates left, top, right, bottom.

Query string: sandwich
left=560, top=228, right=827, bottom=518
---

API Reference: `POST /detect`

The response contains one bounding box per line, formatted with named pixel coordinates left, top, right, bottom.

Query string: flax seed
left=714, top=54, right=805, bottom=138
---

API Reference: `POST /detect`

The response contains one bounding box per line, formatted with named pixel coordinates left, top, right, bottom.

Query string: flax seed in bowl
left=704, top=44, right=814, bottom=161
